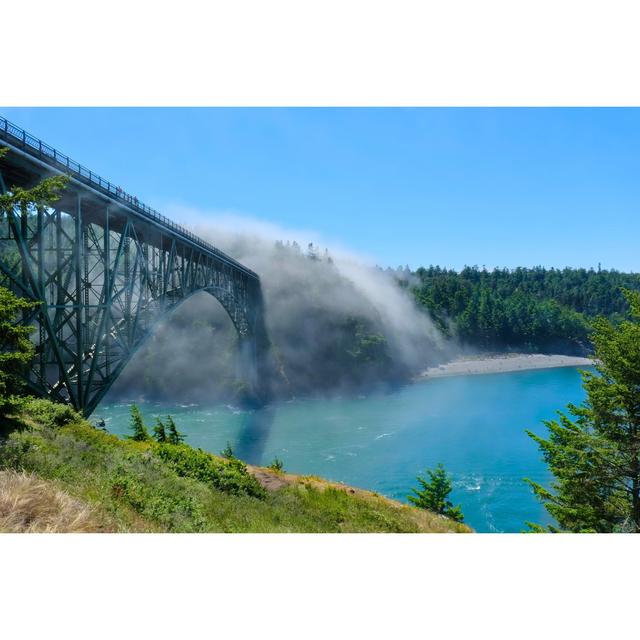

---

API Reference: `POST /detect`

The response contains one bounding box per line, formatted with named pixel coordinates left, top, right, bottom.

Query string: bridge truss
left=0, top=116, right=268, bottom=415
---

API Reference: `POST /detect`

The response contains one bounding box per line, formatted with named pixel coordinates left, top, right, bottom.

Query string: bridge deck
left=0, top=115, right=258, bottom=280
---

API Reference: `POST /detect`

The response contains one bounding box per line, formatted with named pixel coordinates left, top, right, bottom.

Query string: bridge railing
left=0, top=115, right=258, bottom=280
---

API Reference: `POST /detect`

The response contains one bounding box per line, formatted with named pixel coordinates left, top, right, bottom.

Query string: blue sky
left=2, top=107, right=639, bottom=271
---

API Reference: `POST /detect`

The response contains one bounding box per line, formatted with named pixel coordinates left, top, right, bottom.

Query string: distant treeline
left=401, top=265, right=640, bottom=353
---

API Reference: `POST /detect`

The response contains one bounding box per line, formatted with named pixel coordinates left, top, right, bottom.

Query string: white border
left=1, top=1, right=640, bottom=105
left=1, top=533, right=637, bottom=639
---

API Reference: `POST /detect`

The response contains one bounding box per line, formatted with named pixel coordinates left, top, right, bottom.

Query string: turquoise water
left=96, top=366, right=592, bottom=532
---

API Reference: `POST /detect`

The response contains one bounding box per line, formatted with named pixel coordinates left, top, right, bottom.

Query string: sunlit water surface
left=97, top=366, right=592, bottom=532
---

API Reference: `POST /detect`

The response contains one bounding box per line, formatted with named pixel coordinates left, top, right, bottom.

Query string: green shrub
left=154, top=444, right=266, bottom=499
left=109, top=467, right=206, bottom=531
left=268, top=457, right=285, bottom=472
left=21, top=397, right=81, bottom=428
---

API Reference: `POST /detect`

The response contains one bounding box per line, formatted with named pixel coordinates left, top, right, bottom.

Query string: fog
left=110, top=211, right=454, bottom=403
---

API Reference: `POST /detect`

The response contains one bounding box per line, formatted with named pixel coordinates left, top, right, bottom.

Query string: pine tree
left=0, top=286, right=37, bottom=417
left=166, top=415, right=185, bottom=445
left=268, top=457, right=284, bottom=472
left=153, top=417, right=167, bottom=443
left=526, top=289, right=640, bottom=532
left=408, top=463, right=464, bottom=522
left=127, top=405, right=150, bottom=441
left=0, top=147, right=68, bottom=416
left=221, top=441, right=234, bottom=459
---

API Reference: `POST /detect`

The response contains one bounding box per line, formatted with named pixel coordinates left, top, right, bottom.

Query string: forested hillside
left=404, top=265, right=640, bottom=353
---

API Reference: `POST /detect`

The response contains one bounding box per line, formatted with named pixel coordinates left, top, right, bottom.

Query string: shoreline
left=416, top=353, right=595, bottom=381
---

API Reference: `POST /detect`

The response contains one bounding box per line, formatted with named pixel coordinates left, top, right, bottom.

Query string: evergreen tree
left=221, top=442, right=234, bottom=459
left=306, top=242, right=319, bottom=261
left=153, top=417, right=167, bottom=443
left=268, top=457, right=284, bottom=472
left=408, top=463, right=464, bottom=522
left=526, top=290, right=640, bottom=532
left=127, top=405, right=150, bottom=441
left=166, top=415, right=185, bottom=445
left=0, top=147, right=68, bottom=416
left=0, top=148, right=69, bottom=214
left=0, top=286, right=37, bottom=417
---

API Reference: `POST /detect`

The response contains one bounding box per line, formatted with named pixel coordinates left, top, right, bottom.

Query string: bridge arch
left=94, top=287, right=264, bottom=411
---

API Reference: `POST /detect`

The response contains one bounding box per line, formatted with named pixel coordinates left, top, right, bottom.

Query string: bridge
left=0, top=116, right=269, bottom=415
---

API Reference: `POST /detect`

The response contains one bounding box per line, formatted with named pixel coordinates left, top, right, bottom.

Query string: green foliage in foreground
left=166, top=416, right=185, bottom=445
left=221, top=442, right=234, bottom=459
left=0, top=148, right=69, bottom=213
left=408, top=463, right=464, bottom=522
left=127, top=405, right=150, bottom=441
left=526, top=290, right=640, bottom=532
left=0, top=287, right=37, bottom=418
left=268, top=457, right=285, bottom=472
left=133, top=408, right=184, bottom=446
left=153, top=418, right=167, bottom=443
left=0, top=398, right=469, bottom=533
left=154, top=443, right=266, bottom=499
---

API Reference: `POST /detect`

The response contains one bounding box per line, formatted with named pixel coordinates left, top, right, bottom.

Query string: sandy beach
left=417, top=353, right=594, bottom=380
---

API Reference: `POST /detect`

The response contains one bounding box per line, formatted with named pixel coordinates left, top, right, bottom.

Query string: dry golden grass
left=0, top=470, right=103, bottom=533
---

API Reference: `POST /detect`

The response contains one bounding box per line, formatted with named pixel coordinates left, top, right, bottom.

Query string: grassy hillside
left=0, top=399, right=470, bottom=533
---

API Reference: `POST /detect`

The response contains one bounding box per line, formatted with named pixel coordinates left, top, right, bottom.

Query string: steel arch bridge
left=0, top=116, right=269, bottom=416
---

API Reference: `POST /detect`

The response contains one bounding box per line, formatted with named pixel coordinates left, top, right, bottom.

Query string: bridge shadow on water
left=234, top=406, right=276, bottom=465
